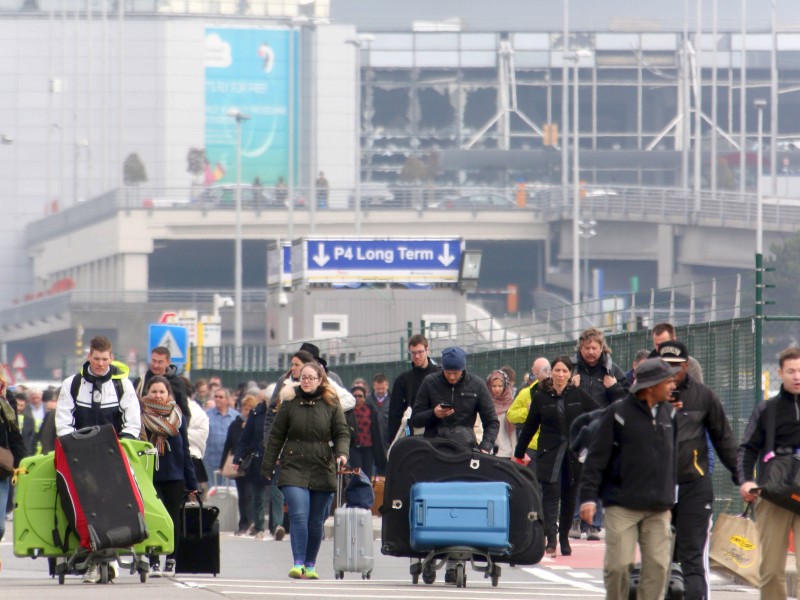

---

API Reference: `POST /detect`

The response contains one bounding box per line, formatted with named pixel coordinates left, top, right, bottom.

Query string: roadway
left=0, top=521, right=760, bottom=599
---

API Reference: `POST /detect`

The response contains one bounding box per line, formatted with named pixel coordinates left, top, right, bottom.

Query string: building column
left=656, top=224, right=674, bottom=290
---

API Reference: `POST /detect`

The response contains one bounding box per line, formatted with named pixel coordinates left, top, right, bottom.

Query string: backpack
left=70, top=371, right=125, bottom=406
left=569, top=401, right=624, bottom=463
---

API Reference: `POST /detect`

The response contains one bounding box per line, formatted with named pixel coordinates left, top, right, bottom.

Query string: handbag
left=239, top=450, right=256, bottom=473
left=709, top=505, right=760, bottom=587
left=220, top=452, right=244, bottom=479
left=757, top=401, right=800, bottom=513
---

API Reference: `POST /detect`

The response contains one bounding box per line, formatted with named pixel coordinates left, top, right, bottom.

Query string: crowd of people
left=1, top=325, right=798, bottom=598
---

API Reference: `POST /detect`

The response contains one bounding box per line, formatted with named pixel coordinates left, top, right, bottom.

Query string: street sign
left=176, top=310, right=199, bottom=346
left=295, top=237, right=463, bottom=284
left=12, top=352, right=27, bottom=370
left=148, top=324, right=189, bottom=365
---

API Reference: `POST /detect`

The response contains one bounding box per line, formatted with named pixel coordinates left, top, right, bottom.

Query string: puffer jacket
left=572, top=352, right=629, bottom=408
left=411, top=370, right=499, bottom=453
left=261, top=383, right=350, bottom=492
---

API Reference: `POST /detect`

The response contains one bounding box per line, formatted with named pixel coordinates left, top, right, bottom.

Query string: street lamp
left=345, top=34, right=375, bottom=235
left=227, top=108, right=250, bottom=363
left=754, top=98, right=767, bottom=403
left=579, top=219, right=597, bottom=302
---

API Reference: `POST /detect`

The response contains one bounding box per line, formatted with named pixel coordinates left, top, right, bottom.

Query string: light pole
left=345, top=34, right=375, bottom=235
left=579, top=219, right=597, bottom=302
left=754, top=98, right=766, bottom=403
left=228, top=108, right=250, bottom=364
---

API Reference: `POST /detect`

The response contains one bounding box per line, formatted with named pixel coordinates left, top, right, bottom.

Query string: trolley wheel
left=455, top=563, right=465, bottom=588
left=412, top=572, right=419, bottom=585
left=336, top=570, right=344, bottom=580
left=491, top=574, right=499, bottom=587
left=422, top=565, right=436, bottom=585
left=100, top=562, right=109, bottom=585
left=58, top=572, right=65, bottom=585
left=365, top=571, right=371, bottom=580
left=139, top=569, right=147, bottom=583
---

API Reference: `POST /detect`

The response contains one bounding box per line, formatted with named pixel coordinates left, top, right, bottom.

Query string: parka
left=261, top=383, right=350, bottom=492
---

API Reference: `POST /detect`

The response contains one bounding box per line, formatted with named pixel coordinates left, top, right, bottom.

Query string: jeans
left=281, top=486, right=333, bottom=566
left=348, top=446, right=374, bottom=480
left=0, top=477, right=9, bottom=541
left=269, top=469, right=285, bottom=533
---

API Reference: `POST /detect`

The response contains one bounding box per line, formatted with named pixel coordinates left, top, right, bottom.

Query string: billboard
left=205, top=27, right=298, bottom=187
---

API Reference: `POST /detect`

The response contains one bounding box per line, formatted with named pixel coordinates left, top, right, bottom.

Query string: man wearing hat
left=412, top=346, right=499, bottom=454
left=657, top=340, right=738, bottom=600
left=578, top=358, right=679, bottom=600
left=298, top=342, right=344, bottom=387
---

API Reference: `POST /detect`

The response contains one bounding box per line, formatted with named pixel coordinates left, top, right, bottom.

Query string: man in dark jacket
left=133, top=346, right=189, bottom=418
left=387, top=334, right=440, bottom=443
left=739, top=346, right=800, bottom=599
left=411, top=346, right=499, bottom=454
left=657, top=340, right=739, bottom=600
left=579, top=358, right=679, bottom=600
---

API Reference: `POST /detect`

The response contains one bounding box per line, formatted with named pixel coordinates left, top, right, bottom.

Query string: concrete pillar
left=120, top=254, right=149, bottom=295
left=656, top=224, right=674, bottom=290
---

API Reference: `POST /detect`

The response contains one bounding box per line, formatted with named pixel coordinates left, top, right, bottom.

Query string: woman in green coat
left=261, top=362, right=350, bottom=579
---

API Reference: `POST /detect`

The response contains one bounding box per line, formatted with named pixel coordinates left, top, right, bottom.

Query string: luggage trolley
left=406, top=481, right=510, bottom=588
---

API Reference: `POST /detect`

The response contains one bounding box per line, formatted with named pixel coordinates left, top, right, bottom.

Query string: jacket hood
left=280, top=383, right=299, bottom=402
left=111, top=360, right=130, bottom=379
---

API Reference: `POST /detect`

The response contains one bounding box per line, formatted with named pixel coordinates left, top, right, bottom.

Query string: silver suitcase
left=333, top=469, right=374, bottom=580
left=205, top=472, right=240, bottom=532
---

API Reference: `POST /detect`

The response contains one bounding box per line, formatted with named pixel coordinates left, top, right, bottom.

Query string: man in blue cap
left=411, top=346, right=499, bottom=454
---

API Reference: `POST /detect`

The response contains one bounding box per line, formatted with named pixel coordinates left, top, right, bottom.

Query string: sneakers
left=274, top=525, right=286, bottom=541
left=304, top=566, right=319, bottom=580
left=587, top=526, right=602, bottom=541
left=289, top=565, right=305, bottom=579
left=150, top=561, right=162, bottom=578
left=254, top=531, right=264, bottom=541
left=82, top=562, right=101, bottom=584
left=568, top=518, right=582, bottom=540
left=163, top=559, right=176, bottom=577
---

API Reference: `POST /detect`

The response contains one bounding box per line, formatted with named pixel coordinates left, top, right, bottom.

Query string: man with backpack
left=132, top=346, right=190, bottom=417
left=578, top=357, right=680, bottom=600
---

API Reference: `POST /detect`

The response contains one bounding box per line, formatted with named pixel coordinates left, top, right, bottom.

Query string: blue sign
left=300, top=238, right=462, bottom=283
left=148, top=325, right=189, bottom=366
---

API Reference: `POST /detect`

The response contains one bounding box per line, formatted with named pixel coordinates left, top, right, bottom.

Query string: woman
left=348, top=384, right=381, bottom=479
left=141, top=375, right=199, bottom=577
left=513, top=356, right=599, bottom=558
left=262, top=362, right=349, bottom=579
left=222, top=394, right=261, bottom=536
left=487, top=370, right=517, bottom=458
left=0, top=374, right=24, bottom=573
left=233, top=389, right=271, bottom=539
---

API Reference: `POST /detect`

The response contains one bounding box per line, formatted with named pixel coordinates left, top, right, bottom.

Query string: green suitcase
left=14, top=438, right=174, bottom=558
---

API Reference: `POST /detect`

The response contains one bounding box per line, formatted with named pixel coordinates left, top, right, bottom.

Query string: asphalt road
left=0, top=519, right=764, bottom=599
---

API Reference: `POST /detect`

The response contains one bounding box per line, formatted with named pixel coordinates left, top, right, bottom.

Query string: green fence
left=193, top=317, right=758, bottom=516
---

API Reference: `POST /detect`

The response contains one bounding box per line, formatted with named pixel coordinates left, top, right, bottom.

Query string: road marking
left=522, top=567, right=606, bottom=593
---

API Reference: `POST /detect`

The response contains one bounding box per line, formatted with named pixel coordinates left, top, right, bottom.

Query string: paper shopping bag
left=709, top=507, right=760, bottom=588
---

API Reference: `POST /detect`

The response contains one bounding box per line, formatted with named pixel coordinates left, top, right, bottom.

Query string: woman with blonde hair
left=262, top=362, right=349, bottom=579
left=221, top=393, right=262, bottom=536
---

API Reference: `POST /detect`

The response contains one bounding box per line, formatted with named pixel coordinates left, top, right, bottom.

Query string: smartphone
left=439, top=402, right=453, bottom=410
left=669, top=390, right=680, bottom=404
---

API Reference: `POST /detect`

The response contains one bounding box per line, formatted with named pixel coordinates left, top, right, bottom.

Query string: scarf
left=0, top=394, right=17, bottom=431
left=81, top=361, right=113, bottom=402
left=487, top=370, right=515, bottom=437
left=141, top=395, right=181, bottom=455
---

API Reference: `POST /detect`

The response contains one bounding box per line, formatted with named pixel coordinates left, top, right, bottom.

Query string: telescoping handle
left=336, top=466, right=361, bottom=509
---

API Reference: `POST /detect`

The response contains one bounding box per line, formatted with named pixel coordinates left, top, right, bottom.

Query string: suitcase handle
left=70, top=426, right=102, bottom=440
left=414, top=500, right=425, bottom=526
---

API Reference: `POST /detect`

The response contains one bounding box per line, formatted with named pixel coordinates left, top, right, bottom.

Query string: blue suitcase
left=409, top=481, right=510, bottom=552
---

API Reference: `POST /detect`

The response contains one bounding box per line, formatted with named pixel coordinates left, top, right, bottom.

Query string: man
left=507, top=357, right=551, bottom=467
left=657, top=340, right=739, bottom=600
left=387, top=334, right=440, bottom=444
left=572, top=327, right=630, bottom=540
left=55, top=335, right=141, bottom=584
left=366, top=373, right=391, bottom=475
left=20, top=386, right=44, bottom=456
left=579, top=358, right=680, bottom=600
left=133, top=346, right=189, bottom=417
left=738, top=346, right=800, bottom=600
left=652, top=322, right=704, bottom=383
left=204, top=387, right=240, bottom=484
left=624, top=349, right=651, bottom=386
left=411, top=346, right=499, bottom=454
left=316, top=171, right=329, bottom=208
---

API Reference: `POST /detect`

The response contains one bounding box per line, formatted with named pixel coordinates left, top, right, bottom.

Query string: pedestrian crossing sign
left=148, top=324, right=189, bottom=366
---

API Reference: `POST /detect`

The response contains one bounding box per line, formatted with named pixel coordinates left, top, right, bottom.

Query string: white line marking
left=523, top=567, right=606, bottom=593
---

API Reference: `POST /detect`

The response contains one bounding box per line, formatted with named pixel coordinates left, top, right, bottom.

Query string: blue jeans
left=280, top=486, right=333, bottom=566
left=0, top=478, right=8, bottom=541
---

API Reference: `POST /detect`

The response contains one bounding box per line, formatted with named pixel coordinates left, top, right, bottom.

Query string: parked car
left=199, top=184, right=286, bottom=208
left=430, top=192, right=518, bottom=210
left=352, top=182, right=403, bottom=208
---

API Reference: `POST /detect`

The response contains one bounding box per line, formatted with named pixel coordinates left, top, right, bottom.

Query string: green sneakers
left=288, top=565, right=305, bottom=579
left=303, top=566, right=319, bottom=580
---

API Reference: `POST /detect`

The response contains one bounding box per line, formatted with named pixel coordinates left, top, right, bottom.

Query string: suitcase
left=14, top=437, right=174, bottom=558
left=206, top=472, right=239, bottom=532
left=333, top=469, right=374, bottom=580
left=381, top=436, right=544, bottom=565
left=409, top=481, right=510, bottom=552
left=174, top=499, right=220, bottom=575
left=628, top=527, right=684, bottom=600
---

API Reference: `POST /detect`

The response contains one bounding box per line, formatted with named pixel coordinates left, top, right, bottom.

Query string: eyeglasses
left=300, top=376, right=319, bottom=383
left=409, top=349, right=427, bottom=357
left=353, top=393, right=365, bottom=399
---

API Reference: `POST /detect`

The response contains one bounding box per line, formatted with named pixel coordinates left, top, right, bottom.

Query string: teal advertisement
left=205, top=27, right=298, bottom=187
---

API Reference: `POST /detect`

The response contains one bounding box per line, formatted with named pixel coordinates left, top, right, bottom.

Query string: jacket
left=365, top=391, right=391, bottom=453
left=514, top=382, right=600, bottom=483
left=673, top=375, right=738, bottom=485
left=572, top=352, right=629, bottom=407
left=234, top=401, right=267, bottom=481
left=55, top=363, right=141, bottom=439
left=20, top=404, right=44, bottom=456
left=221, top=415, right=245, bottom=470
left=506, top=380, right=541, bottom=450
left=0, top=391, right=26, bottom=467
left=261, top=383, right=350, bottom=492
left=133, top=365, right=189, bottom=420
left=411, top=370, right=500, bottom=453
left=388, top=359, right=441, bottom=442
left=738, top=386, right=800, bottom=485
left=186, top=400, right=209, bottom=459
left=579, top=394, right=677, bottom=512
left=148, top=415, right=198, bottom=489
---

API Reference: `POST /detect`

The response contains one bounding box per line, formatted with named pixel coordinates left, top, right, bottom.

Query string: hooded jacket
left=572, top=351, right=629, bottom=408
left=261, top=383, right=350, bottom=492
left=411, top=370, right=499, bottom=453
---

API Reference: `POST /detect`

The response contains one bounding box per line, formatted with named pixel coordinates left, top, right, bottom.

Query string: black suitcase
left=628, top=527, right=684, bottom=600
left=174, top=500, right=220, bottom=576
left=380, top=436, right=545, bottom=565
left=54, top=424, right=148, bottom=551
